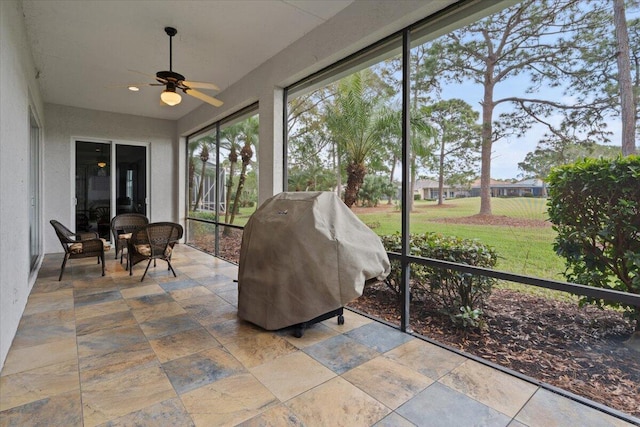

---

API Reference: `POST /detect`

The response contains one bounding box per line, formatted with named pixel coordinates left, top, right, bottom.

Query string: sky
left=438, top=75, right=624, bottom=180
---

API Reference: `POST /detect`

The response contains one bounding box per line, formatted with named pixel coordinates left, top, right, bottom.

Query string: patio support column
left=258, top=87, right=284, bottom=206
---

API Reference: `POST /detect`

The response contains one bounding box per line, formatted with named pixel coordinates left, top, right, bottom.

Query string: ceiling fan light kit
left=126, top=26, right=223, bottom=108
left=160, top=82, right=182, bottom=106
left=160, top=89, right=181, bottom=106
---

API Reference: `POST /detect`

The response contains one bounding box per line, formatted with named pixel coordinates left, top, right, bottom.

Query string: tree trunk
left=409, top=54, right=420, bottom=213
left=230, top=163, right=247, bottom=225
left=188, top=158, right=194, bottom=211
left=479, top=77, right=495, bottom=216
left=344, top=162, right=366, bottom=208
left=335, top=143, right=342, bottom=198
left=230, top=144, right=253, bottom=225
left=438, top=137, right=445, bottom=206
left=193, top=160, right=207, bottom=211
left=224, top=148, right=238, bottom=223
left=613, top=0, right=637, bottom=155
left=409, top=154, right=416, bottom=212
left=387, top=154, right=396, bottom=205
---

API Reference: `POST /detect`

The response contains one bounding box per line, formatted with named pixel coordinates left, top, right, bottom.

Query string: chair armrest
left=80, top=238, right=105, bottom=253
left=77, top=231, right=99, bottom=240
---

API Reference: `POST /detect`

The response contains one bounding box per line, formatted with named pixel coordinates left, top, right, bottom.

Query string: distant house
left=192, top=162, right=227, bottom=212
left=414, top=179, right=471, bottom=199
left=469, top=178, right=546, bottom=197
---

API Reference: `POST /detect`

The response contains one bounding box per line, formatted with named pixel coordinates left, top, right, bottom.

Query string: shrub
left=547, top=156, right=640, bottom=329
left=380, top=232, right=498, bottom=328
left=413, top=194, right=422, bottom=201
left=189, top=211, right=217, bottom=221
left=358, top=175, right=395, bottom=207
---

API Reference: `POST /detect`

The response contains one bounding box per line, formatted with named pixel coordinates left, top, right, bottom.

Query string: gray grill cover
left=237, top=191, right=390, bottom=330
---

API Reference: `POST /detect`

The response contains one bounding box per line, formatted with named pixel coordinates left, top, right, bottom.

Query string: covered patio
left=2, top=0, right=639, bottom=425
left=1, top=245, right=630, bottom=426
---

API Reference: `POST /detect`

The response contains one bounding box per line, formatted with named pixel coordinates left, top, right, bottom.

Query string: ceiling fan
left=129, top=27, right=223, bottom=108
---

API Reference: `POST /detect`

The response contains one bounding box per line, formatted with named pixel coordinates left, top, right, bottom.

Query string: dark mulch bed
left=348, top=282, right=640, bottom=418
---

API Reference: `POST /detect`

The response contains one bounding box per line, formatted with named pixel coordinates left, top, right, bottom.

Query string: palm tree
left=190, top=136, right=215, bottom=211
left=187, top=139, right=199, bottom=210
left=326, top=70, right=395, bottom=208
left=230, top=116, right=259, bottom=224
left=219, top=124, right=243, bottom=223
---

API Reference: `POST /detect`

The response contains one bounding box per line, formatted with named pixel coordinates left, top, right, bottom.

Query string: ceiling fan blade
left=128, top=69, right=167, bottom=83
left=128, top=69, right=156, bottom=79
left=185, top=88, right=224, bottom=107
left=108, top=83, right=164, bottom=88
left=107, top=83, right=165, bottom=92
left=183, top=80, right=220, bottom=91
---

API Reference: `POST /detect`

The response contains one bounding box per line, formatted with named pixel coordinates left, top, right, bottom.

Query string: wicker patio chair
left=128, top=222, right=183, bottom=282
left=110, top=213, right=149, bottom=263
left=50, top=219, right=108, bottom=281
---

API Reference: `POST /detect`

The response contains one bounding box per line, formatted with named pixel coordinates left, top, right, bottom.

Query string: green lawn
left=224, top=197, right=567, bottom=285
left=354, top=197, right=566, bottom=282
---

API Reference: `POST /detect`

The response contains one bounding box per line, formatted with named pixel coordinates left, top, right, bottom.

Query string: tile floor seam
left=434, top=377, right=517, bottom=423
left=509, top=385, right=542, bottom=426
left=338, top=373, right=399, bottom=414
left=72, top=294, right=86, bottom=427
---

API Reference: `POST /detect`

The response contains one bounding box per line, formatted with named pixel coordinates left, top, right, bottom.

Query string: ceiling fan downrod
left=156, top=27, right=184, bottom=84
left=165, top=27, right=177, bottom=72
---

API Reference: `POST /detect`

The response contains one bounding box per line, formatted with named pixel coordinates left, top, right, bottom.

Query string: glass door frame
left=72, top=138, right=150, bottom=241
left=29, top=107, right=42, bottom=274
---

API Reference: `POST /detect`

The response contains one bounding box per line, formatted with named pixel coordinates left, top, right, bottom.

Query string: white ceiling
left=22, top=0, right=354, bottom=120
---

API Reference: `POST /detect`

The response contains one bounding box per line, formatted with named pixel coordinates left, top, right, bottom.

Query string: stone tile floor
left=1, top=245, right=636, bottom=426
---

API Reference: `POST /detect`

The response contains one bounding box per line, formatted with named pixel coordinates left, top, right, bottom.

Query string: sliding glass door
left=115, top=144, right=147, bottom=216
left=75, top=141, right=148, bottom=240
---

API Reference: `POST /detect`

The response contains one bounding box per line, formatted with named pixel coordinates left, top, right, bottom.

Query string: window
left=284, top=0, right=639, bottom=417
left=186, top=105, right=259, bottom=261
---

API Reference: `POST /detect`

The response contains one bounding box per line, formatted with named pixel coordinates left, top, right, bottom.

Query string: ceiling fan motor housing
left=156, top=70, right=185, bottom=84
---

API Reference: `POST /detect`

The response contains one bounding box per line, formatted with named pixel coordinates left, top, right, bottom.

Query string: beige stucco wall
left=0, top=0, right=46, bottom=367
left=43, top=105, right=177, bottom=254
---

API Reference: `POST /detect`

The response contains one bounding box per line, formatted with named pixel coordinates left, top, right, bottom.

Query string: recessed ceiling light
left=128, top=86, right=140, bottom=92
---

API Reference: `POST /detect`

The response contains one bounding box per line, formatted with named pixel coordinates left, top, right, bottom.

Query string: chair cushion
left=135, top=244, right=152, bottom=257
left=69, top=242, right=83, bottom=254
left=133, top=244, right=172, bottom=258
left=101, top=238, right=111, bottom=251
left=70, top=239, right=110, bottom=253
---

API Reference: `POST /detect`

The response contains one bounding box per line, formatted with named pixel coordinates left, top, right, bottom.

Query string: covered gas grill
left=237, top=191, right=390, bottom=336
